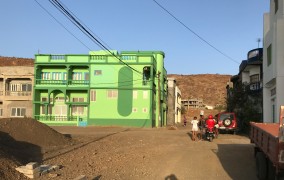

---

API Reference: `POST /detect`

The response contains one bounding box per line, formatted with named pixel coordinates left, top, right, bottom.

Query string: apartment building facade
left=33, top=50, right=168, bottom=127
left=226, top=48, right=263, bottom=123
left=167, top=78, right=182, bottom=125
left=0, top=57, right=34, bottom=118
left=263, top=0, right=284, bottom=123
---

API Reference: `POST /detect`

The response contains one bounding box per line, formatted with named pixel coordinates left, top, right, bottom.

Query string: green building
left=33, top=50, right=168, bottom=128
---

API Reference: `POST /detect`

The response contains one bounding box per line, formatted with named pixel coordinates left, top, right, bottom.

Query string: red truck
left=250, top=121, right=284, bottom=179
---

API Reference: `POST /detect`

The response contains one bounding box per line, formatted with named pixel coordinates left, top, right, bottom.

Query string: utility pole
left=157, top=71, right=161, bottom=127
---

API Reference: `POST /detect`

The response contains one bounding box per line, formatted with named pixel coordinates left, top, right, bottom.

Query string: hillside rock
left=168, top=74, right=231, bottom=107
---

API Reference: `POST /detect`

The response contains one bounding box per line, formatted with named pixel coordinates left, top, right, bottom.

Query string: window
left=72, top=72, right=82, bottom=80
left=250, top=74, right=259, bottom=83
left=90, top=90, right=96, bottom=102
left=143, top=91, right=148, bottom=99
left=10, top=83, right=32, bottom=92
left=11, top=107, right=26, bottom=117
left=40, top=97, right=52, bottom=114
left=107, top=90, right=118, bottom=99
left=55, top=97, right=65, bottom=102
left=143, top=66, right=151, bottom=85
left=133, top=91, right=138, bottom=99
left=85, top=72, right=89, bottom=80
left=275, top=0, right=278, bottom=13
left=267, top=44, right=272, bottom=66
left=73, top=97, right=84, bottom=102
left=22, top=84, right=32, bottom=91
left=94, top=70, right=102, bottom=75
left=41, top=72, right=51, bottom=80
left=72, top=105, right=84, bottom=115
left=0, top=108, right=3, bottom=116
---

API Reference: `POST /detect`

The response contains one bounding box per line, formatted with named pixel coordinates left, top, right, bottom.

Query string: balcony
left=35, top=79, right=90, bottom=86
left=3, top=91, right=32, bottom=100
left=245, top=82, right=262, bottom=92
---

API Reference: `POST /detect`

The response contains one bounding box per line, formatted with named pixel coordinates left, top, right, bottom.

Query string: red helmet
left=208, top=115, right=213, bottom=119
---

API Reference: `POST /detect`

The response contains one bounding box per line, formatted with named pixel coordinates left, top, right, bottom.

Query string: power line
left=49, top=0, right=142, bottom=74
left=34, top=0, right=92, bottom=51
left=152, top=0, right=239, bottom=64
left=34, top=0, right=141, bottom=80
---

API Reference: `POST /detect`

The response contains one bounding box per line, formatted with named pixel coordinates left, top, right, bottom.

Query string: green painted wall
left=33, top=50, right=167, bottom=127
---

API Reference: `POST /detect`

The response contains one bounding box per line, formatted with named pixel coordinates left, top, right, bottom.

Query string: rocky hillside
left=168, top=74, right=232, bottom=107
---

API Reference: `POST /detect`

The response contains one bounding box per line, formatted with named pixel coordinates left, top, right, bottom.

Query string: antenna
left=256, top=38, right=261, bottom=48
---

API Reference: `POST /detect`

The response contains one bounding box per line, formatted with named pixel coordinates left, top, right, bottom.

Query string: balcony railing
left=34, top=115, right=87, bottom=126
left=5, top=91, right=32, bottom=96
left=35, top=79, right=90, bottom=85
left=245, top=82, right=262, bottom=92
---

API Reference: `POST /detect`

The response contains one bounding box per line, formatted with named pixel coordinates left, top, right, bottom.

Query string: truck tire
left=256, top=152, right=268, bottom=180
left=268, top=159, right=280, bottom=180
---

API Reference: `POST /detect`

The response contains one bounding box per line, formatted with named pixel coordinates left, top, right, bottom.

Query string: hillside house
left=33, top=50, right=168, bottom=127
left=0, top=57, right=34, bottom=118
left=167, top=78, right=182, bottom=125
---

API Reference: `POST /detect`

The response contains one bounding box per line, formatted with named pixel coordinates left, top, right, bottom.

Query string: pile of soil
left=0, top=118, right=72, bottom=180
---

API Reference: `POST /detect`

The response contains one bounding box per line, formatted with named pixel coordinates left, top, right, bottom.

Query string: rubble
left=15, top=162, right=61, bottom=179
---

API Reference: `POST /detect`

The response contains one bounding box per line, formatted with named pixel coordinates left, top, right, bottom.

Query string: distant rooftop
left=0, top=56, right=34, bottom=66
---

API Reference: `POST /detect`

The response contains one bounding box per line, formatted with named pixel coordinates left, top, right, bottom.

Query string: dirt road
left=39, top=125, right=257, bottom=180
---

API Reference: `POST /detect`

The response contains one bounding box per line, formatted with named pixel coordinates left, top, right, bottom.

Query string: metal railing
left=34, top=115, right=87, bottom=126
left=35, top=79, right=90, bottom=85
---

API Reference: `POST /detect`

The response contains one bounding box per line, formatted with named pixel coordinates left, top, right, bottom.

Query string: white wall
left=263, top=0, right=284, bottom=122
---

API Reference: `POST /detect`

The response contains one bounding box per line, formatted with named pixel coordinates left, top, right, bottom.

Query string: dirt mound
left=0, top=118, right=72, bottom=180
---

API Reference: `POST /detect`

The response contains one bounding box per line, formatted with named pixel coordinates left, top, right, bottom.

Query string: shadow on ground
left=215, top=143, right=257, bottom=180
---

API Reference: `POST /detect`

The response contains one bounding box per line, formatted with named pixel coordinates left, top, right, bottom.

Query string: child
left=191, top=116, right=199, bottom=141
left=183, top=115, right=187, bottom=127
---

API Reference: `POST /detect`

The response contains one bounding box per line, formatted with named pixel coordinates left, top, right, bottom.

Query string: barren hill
left=0, top=56, right=34, bottom=66
left=168, top=74, right=232, bottom=107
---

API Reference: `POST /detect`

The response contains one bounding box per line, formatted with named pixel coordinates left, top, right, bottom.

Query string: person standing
left=183, top=115, right=187, bottom=127
left=191, top=116, right=199, bottom=141
left=198, top=115, right=206, bottom=140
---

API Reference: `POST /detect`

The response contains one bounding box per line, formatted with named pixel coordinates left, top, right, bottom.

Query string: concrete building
left=33, top=50, right=168, bottom=127
left=226, top=48, right=263, bottom=122
left=0, top=57, right=34, bottom=118
left=167, top=78, right=182, bottom=125
left=181, top=98, right=203, bottom=109
left=263, top=0, right=284, bottom=123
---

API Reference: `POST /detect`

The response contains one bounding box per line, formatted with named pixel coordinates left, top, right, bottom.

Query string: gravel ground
left=0, top=119, right=258, bottom=180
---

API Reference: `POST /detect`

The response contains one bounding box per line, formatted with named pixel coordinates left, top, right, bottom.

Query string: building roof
left=0, top=56, right=34, bottom=66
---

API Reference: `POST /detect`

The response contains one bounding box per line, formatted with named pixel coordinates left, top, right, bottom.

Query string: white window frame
left=11, top=107, right=26, bottom=117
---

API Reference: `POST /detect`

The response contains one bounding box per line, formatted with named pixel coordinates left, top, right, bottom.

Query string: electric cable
left=152, top=0, right=239, bottom=64
left=49, top=0, right=142, bottom=74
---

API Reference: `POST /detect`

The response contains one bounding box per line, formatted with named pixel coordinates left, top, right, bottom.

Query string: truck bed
left=250, top=122, right=280, bottom=166
left=250, top=122, right=279, bottom=137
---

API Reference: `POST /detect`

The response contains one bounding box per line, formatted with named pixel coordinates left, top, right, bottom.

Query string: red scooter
left=206, top=115, right=216, bottom=142
left=206, top=125, right=215, bottom=142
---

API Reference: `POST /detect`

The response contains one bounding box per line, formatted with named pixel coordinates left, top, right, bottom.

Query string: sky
left=0, top=0, right=270, bottom=75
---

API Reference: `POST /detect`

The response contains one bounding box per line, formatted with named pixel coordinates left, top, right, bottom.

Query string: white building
left=263, top=0, right=284, bottom=122
left=167, top=78, right=182, bottom=125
